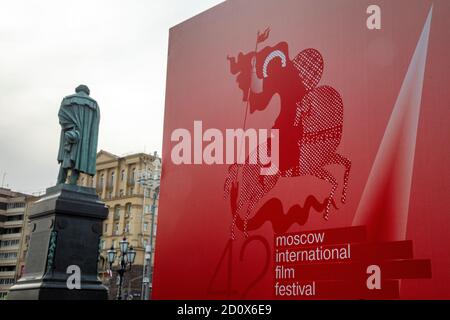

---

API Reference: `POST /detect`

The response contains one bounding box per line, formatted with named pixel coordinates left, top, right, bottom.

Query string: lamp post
left=146, top=186, right=159, bottom=299
left=107, top=237, right=136, bottom=300
left=137, top=161, right=160, bottom=300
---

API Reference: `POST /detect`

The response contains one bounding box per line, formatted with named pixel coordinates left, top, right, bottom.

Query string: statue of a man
left=56, top=85, right=100, bottom=185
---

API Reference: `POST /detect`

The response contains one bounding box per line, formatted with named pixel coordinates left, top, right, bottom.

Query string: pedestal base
left=8, top=184, right=108, bottom=300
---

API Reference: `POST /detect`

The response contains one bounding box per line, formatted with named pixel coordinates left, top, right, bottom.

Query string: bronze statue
left=57, top=85, right=100, bottom=185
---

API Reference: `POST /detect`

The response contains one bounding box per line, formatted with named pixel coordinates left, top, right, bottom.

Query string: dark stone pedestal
left=8, top=184, right=108, bottom=300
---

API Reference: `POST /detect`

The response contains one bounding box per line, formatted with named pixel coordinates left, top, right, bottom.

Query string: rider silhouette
left=229, top=42, right=307, bottom=173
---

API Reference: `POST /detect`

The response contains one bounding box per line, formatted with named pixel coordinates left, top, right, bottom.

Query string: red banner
left=154, top=0, right=450, bottom=299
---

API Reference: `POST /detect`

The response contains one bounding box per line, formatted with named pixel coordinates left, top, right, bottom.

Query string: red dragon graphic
left=224, top=30, right=351, bottom=238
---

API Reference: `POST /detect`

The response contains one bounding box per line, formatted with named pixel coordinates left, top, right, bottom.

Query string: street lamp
left=107, top=237, right=136, bottom=300
left=119, top=238, right=129, bottom=254
left=137, top=162, right=161, bottom=300
left=107, top=247, right=116, bottom=264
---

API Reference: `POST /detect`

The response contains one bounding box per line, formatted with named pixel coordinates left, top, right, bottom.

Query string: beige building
left=0, top=188, right=35, bottom=299
left=79, top=150, right=161, bottom=299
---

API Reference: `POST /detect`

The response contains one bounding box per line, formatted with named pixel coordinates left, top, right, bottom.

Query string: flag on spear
left=242, top=27, right=271, bottom=132
left=257, top=27, right=270, bottom=44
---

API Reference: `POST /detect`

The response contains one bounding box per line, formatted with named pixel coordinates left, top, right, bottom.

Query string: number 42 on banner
left=207, top=236, right=270, bottom=299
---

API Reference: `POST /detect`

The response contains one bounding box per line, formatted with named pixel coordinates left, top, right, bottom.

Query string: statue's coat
left=57, top=91, right=100, bottom=176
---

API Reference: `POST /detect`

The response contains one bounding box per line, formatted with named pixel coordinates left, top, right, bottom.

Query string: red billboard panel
left=154, top=0, right=450, bottom=299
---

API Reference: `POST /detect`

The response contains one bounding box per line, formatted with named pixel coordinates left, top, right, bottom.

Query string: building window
left=114, top=223, right=119, bottom=236
left=114, top=205, right=120, bottom=220
left=119, top=189, right=124, bottom=197
left=110, top=171, right=115, bottom=186
left=0, top=278, right=15, bottom=285
left=129, top=187, right=134, bottom=195
left=121, top=170, right=125, bottom=181
left=108, top=191, right=112, bottom=199
left=143, top=222, right=148, bottom=232
left=124, top=222, right=130, bottom=233
left=125, top=203, right=132, bottom=214
left=100, top=174, right=104, bottom=187
left=132, top=168, right=136, bottom=184
left=6, top=202, right=25, bottom=209
left=0, top=239, right=20, bottom=248
left=1, top=227, right=21, bottom=235
left=0, top=252, right=18, bottom=260
left=6, top=215, right=23, bottom=222
left=100, top=239, right=105, bottom=250
left=0, top=266, right=16, bottom=272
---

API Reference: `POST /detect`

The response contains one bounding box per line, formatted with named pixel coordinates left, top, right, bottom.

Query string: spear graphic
left=237, top=27, right=270, bottom=165
left=230, top=27, right=270, bottom=240
left=242, top=27, right=270, bottom=132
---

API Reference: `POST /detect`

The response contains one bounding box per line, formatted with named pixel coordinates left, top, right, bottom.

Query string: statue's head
left=75, top=84, right=90, bottom=96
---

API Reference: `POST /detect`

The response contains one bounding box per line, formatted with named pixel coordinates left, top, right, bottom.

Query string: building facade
left=79, top=150, right=161, bottom=300
left=0, top=188, right=35, bottom=299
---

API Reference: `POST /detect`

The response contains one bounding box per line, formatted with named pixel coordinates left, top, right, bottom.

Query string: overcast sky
left=0, top=0, right=223, bottom=194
